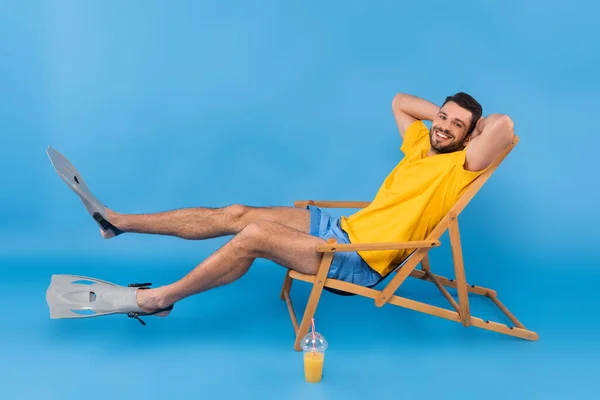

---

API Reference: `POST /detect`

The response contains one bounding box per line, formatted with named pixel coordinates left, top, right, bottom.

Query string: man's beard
left=429, top=128, right=468, bottom=154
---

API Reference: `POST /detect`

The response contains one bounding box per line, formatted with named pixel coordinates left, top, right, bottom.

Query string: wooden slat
left=410, top=269, right=497, bottom=297
left=487, top=293, right=525, bottom=329
left=282, top=290, right=299, bottom=334
left=375, top=247, right=429, bottom=307
left=421, top=254, right=431, bottom=272
left=389, top=293, right=537, bottom=340
left=470, top=319, right=536, bottom=340
left=289, top=270, right=321, bottom=283
left=425, top=270, right=460, bottom=313
left=315, top=240, right=440, bottom=253
left=448, top=215, right=471, bottom=327
left=280, top=271, right=292, bottom=301
left=294, top=200, right=371, bottom=209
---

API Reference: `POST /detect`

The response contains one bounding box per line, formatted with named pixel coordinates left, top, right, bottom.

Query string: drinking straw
left=311, top=318, right=317, bottom=355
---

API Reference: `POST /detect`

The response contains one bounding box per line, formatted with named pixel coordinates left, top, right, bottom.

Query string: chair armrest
left=315, top=240, right=440, bottom=253
left=294, top=200, right=371, bottom=209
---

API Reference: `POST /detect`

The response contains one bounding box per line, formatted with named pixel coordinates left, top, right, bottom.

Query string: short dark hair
left=442, top=92, right=482, bottom=135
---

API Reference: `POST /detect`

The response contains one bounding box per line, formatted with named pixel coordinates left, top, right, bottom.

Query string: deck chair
left=280, top=135, right=539, bottom=351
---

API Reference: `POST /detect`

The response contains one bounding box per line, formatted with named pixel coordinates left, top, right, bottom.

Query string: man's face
left=429, top=101, right=473, bottom=154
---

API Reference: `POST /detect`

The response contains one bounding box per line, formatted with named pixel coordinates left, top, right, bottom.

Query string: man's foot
left=136, top=287, right=173, bottom=317
left=100, top=208, right=124, bottom=239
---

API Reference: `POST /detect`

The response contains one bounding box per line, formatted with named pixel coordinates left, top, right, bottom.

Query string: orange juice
left=303, top=351, right=324, bottom=383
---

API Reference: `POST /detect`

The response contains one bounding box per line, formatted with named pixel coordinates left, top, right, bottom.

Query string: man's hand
left=392, top=93, right=439, bottom=138
left=470, top=117, right=485, bottom=139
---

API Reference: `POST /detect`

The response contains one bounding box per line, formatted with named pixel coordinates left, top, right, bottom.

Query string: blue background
left=1, top=0, right=599, bottom=399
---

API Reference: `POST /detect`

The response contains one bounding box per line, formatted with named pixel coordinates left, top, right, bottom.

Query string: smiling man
left=46, top=91, right=516, bottom=322
left=338, top=92, right=515, bottom=280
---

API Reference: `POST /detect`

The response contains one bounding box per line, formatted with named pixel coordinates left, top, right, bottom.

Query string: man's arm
left=391, top=93, right=439, bottom=138
left=464, top=114, right=515, bottom=172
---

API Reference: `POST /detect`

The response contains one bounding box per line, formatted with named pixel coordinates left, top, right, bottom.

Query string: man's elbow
left=392, top=93, right=407, bottom=111
left=498, top=115, right=515, bottom=144
left=486, top=114, right=515, bottom=143
left=496, top=114, right=514, bottom=132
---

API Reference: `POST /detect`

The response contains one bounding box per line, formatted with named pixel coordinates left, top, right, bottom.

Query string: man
left=53, top=92, right=515, bottom=318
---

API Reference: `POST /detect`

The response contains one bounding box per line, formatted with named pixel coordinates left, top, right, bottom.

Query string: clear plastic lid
left=300, top=332, right=328, bottom=352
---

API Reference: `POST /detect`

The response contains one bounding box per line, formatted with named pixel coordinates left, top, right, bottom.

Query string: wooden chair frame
left=280, top=136, right=539, bottom=351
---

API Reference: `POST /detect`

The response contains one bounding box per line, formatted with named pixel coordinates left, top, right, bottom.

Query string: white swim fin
left=45, top=274, right=173, bottom=325
left=46, top=146, right=122, bottom=237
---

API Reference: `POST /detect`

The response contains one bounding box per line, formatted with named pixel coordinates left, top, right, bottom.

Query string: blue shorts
left=307, top=205, right=381, bottom=287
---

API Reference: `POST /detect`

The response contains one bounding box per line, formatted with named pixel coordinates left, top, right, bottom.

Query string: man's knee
left=224, top=204, right=251, bottom=230
left=238, top=220, right=268, bottom=238
left=235, top=220, right=270, bottom=255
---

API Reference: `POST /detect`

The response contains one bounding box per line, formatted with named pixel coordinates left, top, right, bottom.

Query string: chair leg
left=293, top=247, right=335, bottom=351
left=421, top=254, right=431, bottom=272
left=282, top=282, right=300, bottom=337
left=449, top=214, right=471, bottom=327
left=280, top=270, right=293, bottom=301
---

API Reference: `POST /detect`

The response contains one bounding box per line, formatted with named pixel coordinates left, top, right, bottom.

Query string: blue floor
left=2, top=248, right=599, bottom=399
left=2, top=0, right=599, bottom=398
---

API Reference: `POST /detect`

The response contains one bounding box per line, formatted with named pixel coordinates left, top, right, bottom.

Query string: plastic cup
left=300, top=332, right=328, bottom=383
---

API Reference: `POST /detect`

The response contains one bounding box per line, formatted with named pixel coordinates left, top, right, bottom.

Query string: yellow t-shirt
left=340, top=120, right=487, bottom=277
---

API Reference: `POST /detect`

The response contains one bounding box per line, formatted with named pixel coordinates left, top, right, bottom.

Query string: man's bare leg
left=101, top=204, right=311, bottom=240
left=135, top=219, right=327, bottom=315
